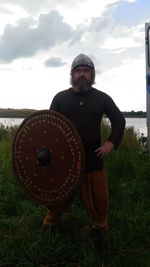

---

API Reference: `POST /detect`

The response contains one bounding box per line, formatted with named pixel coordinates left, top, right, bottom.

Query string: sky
left=0, top=0, right=150, bottom=111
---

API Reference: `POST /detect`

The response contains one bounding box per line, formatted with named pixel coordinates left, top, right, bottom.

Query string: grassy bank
left=0, top=124, right=150, bottom=267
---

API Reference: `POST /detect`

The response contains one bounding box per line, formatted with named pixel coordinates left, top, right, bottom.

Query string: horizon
left=0, top=107, right=147, bottom=113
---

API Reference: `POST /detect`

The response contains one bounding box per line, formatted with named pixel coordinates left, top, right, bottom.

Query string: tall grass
left=0, top=122, right=150, bottom=267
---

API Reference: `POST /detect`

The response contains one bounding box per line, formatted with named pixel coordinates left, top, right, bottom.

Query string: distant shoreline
left=0, top=108, right=147, bottom=118
left=0, top=108, right=39, bottom=118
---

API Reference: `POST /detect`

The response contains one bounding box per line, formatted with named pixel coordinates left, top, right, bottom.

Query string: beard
left=71, top=76, right=93, bottom=93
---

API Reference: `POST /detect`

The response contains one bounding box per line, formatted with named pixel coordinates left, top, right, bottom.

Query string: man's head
left=70, top=54, right=95, bottom=92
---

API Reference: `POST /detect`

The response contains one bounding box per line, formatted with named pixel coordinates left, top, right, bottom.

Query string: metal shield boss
left=12, top=110, right=85, bottom=206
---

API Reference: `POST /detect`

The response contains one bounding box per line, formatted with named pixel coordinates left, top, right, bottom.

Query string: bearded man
left=43, top=54, right=125, bottom=233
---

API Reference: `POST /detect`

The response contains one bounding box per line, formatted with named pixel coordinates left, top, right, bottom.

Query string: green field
left=0, top=123, right=150, bottom=267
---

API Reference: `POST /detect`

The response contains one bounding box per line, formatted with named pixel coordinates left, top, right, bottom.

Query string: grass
left=0, top=123, right=150, bottom=267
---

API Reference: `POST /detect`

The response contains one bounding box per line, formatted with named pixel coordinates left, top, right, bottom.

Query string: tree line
left=123, top=110, right=146, bottom=118
left=0, top=108, right=147, bottom=118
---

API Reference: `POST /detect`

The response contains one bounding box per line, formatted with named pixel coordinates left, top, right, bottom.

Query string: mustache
left=74, top=76, right=88, bottom=85
left=76, top=76, right=87, bottom=81
left=70, top=74, right=94, bottom=90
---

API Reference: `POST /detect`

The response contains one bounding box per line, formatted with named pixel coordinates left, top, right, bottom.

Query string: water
left=104, top=117, right=147, bottom=137
left=0, top=117, right=147, bottom=137
left=0, top=118, right=24, bottom=127
left=125, top=117, right=147, bottom=137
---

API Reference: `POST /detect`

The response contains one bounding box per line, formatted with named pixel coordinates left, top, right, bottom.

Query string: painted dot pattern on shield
left=13, top=110, right=85, bottom=206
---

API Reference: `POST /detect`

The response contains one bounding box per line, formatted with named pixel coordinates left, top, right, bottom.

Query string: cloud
left=0, top=6, right=113, bottom=65
left=0, top=10, right=73, bottom=63
left=0, top=5, right=14, bottom=15
left=83, top=13, right=114, bottom=44
left=97, top=56, right=146, bottom=111
left=0, top=0, right=144, bottom=74
left=44, top=57, right=66, bottom=67
left=0, top=0, right=86, bottom=14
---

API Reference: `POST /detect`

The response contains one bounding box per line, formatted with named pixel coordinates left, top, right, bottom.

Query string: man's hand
left=95, top=141, right=114, bottom=157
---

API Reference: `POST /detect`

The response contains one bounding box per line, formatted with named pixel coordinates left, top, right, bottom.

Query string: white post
left=145, top=23, right=150, bottom=154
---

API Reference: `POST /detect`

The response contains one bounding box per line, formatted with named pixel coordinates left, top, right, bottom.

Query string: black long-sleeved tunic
left=50, top=87, right=125, bottom=172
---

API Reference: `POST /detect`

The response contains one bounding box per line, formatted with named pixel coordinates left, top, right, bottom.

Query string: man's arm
left=104, top=95, right=126, bottom=149
left=96, top=94, right=125, bottom=157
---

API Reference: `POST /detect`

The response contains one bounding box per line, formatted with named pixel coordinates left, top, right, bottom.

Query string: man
left=43, top=54, right=125, bottom=232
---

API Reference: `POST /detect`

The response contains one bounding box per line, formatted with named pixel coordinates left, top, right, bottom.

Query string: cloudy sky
left=0, top=0, right=149, bottom=111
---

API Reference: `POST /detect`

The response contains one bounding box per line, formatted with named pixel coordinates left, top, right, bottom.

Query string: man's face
left=71, top=66, right=94, bottom=92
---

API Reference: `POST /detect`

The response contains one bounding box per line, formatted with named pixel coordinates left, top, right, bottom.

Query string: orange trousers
left=44, top=169, right=109, bottom=230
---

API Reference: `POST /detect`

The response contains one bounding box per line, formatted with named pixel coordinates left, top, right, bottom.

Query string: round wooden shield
left=12, top=110, right=85, bottom=206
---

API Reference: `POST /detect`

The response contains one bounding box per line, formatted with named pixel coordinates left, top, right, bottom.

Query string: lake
left=125, top=118, right=147, bottom=136
left=0, top=117, right=147, bottom=137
